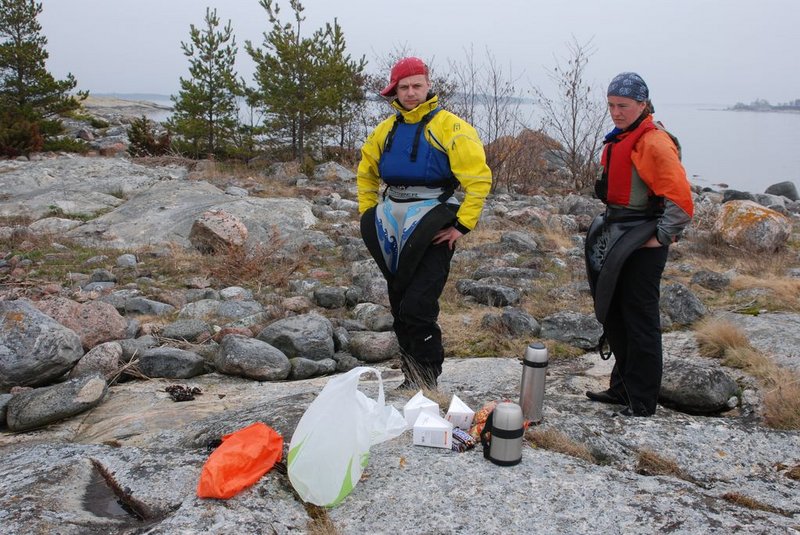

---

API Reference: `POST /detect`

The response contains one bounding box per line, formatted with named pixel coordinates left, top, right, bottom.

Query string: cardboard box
left=445, top=394, right=475, bottom=430
left=412, top=411, right=453, bottom=449
left=402, top=390, right=439, bottom=428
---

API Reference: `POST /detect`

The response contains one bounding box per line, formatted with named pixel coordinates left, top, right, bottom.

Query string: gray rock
left=721, top=189, right=755, bottom=203
left=98, top=288, right=142, bottom=312
left=82, top=281, right=116, bottom=292
left=115, top=253, right=138, bottom=267
left=660, top=359, right=740, bottom=413
left=500, top=307, right=541, bottom=337
left=472, top=266, right=539, bottom=281
left=0, top=393, right=11, bottom=425
left=764, top=180, right=798, bottom=201
left=0, top=299, right=84, bottom=391
left=313, top=286, right=347, bottom=309
left=90, top=268, right=116, bottom=283
left=178, top=299, right=264, bottom=328
left=215, top=335, right=290, bottom=381
left=348, top=331, right=401, bottom=363
left=256, top=312, right=335, bottom=361
left=690, top=269, right=732, bottom=291
left=540, top=311, right=603, bottom=349
left=660, top=283, right=707, bottom=325
left=352, top=302, right=393, bottom=332
left=288, top=357, right=323, bottom=380
left=456, top=279, right=521, bottom=307
left=224, top=186, right=249, bottom=197
left=125, top=297, right=176, bottom=316
left=6, top=374, right=107, bottom=432
left=61, top=178, right=319, bottom=253
left=499, top=230, right=539, bottom=253
left=68, top=341, right=123, bottom=381
left=28, top=217, right=83, bottom=235
left=138, top=348, right=206, bottom=379
left=161, top=319, right=211, bottom=343
left=219, top=286, right=252, bottom=301
left=332, top=351, right=360, bottom=372
left=117, top=335, right=158, bottom=362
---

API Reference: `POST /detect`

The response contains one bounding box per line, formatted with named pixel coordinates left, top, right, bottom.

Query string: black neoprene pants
left=387, top=240, right=455, bottom=379
left=605, top=245, right=669, bottom=414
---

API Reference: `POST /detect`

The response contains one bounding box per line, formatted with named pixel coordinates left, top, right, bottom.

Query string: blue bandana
left=607, top=72, right=649, bottom=101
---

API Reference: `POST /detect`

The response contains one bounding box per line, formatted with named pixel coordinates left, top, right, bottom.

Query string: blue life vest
left=378, top=108, right=456, bottom=188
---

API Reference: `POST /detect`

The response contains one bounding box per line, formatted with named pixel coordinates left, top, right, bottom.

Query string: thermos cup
left=519, top=342, right=548, bottom=423
left=481, top=401, right=524, bottom=466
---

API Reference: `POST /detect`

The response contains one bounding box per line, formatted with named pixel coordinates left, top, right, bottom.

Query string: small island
left=728, top=98, right=800, bottom=112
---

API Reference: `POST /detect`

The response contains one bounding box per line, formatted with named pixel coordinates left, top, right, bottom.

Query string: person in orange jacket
left=584, top=72, right=694, bottom=416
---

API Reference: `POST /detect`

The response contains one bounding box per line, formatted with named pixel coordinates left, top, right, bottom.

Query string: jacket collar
left=391, top=94, right=439, bottom=123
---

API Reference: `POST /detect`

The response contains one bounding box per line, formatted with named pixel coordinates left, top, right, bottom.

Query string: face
left=607, top=96, right=647, bottom=130
left=395, top=74, right=431, bottom=110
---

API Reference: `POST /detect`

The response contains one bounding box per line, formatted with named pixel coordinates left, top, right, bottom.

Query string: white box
left=402, top=390, right=440, bottom=428
left=445, top=394, right=475, bottom=430
left=412, top=411, right=453, bottom=449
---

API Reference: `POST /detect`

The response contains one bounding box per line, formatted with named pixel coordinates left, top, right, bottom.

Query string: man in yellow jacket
left=357, top=57, right=492, bottom=389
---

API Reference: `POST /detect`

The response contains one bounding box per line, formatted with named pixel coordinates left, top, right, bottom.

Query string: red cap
left=380, top=57, right=429, bottom=97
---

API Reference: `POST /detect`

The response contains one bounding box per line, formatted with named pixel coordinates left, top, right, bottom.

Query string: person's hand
left=641, top=235, right=664, bottom=248
left=433, top=226, right=463, bottom=250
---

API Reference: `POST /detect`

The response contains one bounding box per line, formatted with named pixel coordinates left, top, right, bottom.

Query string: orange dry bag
left=197, top=421, right=283, bottom=499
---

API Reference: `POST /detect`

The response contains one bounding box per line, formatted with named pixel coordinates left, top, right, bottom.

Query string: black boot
left=585, top=389, right=627, bottom=404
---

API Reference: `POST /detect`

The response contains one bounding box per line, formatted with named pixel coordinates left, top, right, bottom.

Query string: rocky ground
left=0, top=104, right=799, bottom=533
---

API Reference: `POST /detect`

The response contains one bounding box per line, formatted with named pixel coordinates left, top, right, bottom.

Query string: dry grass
left=722, top=492, right=787, bottom=516
left=762, top=379, right=800, bottom=430
left=636, top=448, right=696, bottom=483
left=525, top=426, right=596, bottom=464
left=729, top=275, right=800, bottom=312
left=694, top=318, right=753, bottom=358
left=694, top=318, right=800, bottom=430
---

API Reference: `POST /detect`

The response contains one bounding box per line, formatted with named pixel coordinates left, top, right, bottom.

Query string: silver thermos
left=481, top=401, right=524, bottom=466
left=519, top=342, right=548, bottom=423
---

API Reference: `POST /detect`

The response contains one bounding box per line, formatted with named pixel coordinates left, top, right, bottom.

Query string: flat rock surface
left=1, top=333, right=798, bottom=534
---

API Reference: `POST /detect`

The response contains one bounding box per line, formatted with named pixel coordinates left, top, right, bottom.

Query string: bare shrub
left=525, top=426, right=596, bottom=464
left=205, top=240, right=301, bottom=290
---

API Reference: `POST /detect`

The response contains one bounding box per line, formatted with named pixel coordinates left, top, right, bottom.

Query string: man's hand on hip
left=432, top=226, right=463, bottom=250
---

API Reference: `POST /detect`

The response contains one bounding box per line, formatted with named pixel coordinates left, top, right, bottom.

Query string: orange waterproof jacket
left=603, top=115, right=694, bottom=244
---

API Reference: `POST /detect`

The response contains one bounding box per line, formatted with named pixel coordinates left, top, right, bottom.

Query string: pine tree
left=168, top=7, right=242, bottom=159
left=246, top=0, right=365, bottom=161
left=0, top=0, right=85, bottom=155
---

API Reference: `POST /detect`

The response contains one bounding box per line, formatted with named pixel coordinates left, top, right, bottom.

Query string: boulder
left=6, top=374, right=107, bottom=432
left=35, top=297, right=127, bottom=350
left=256, top=312, right=335, bottom=361
left=660, top=360, right=739, bottom=414
left=660, top=283, right=707, bottom=326
left=138, top=348, right=206, bottom=379
left=68, top=341, right=123, bottom=381
left=0, top=299, right=84, bottom=391
left=712, top=200, right=792, bottom=252
left=214, top=335, right=290, bottom=381
left=456, top=280, right=521, bottom=307
left=189, top=209, right=248, bottom=254
left=540, top=311, right=603, bottom=350
left=348, top=331, right=402, bottom=363
left=764, top=180, right=798, bottom=201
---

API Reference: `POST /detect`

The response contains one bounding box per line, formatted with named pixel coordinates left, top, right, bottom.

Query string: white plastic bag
left=287, top=366, right=407, bottom=506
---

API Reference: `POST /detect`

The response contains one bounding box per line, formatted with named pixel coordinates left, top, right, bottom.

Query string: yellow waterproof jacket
left=357, top=95, right=492, bottom=233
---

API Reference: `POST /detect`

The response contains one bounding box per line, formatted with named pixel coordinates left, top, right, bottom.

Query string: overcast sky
left=38, top=0, right=799, bottom=106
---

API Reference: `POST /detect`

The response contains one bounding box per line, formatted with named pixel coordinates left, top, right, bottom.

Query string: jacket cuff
left=656, top=228, right=676, bottom=246
left=454, top=221, right=471, bottom=235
